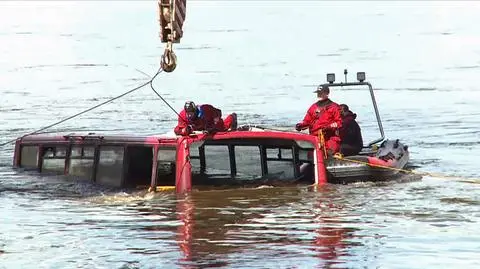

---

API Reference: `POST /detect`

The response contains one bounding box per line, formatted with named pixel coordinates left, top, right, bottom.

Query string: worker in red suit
left=174, top=101, right=237, bottom=136
left=295, top=85, right=342, bottom=154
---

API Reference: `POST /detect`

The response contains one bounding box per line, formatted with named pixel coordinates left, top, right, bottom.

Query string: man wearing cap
left=295, top=85, right=343, bottom=154
left=174, top=101, right=237, bottom=136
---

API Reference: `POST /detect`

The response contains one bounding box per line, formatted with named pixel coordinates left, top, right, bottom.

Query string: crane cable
left=0, top=67, right=165, bottom=148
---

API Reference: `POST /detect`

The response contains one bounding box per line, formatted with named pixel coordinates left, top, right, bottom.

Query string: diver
left=174, top=101, right=237, bottom=136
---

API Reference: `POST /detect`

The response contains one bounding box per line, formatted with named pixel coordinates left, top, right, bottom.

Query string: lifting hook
left=161, top=41, right=177, bottom=72
left=158, top=0, right=187, bottom=73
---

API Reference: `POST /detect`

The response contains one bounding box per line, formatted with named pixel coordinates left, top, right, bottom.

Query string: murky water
left=1, top=1, right=480, bottom=268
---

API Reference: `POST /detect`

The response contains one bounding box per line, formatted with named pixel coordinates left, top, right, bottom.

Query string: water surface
left=1, top=1, right=479, bottom=268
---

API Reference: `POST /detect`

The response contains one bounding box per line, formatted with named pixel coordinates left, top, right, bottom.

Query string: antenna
left=344, top=69, right=348, bottom=83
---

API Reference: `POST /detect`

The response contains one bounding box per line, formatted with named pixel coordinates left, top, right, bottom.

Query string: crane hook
left=158, top=0, right=186, bottom=73
left=161, top=41, right=177, bottom=72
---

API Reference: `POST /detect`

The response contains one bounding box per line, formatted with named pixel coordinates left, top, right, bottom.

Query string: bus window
left=234, top=146, right=262, bottom=180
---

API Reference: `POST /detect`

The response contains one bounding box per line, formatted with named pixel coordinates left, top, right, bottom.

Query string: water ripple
left=1, top=2, right=480, bottom=268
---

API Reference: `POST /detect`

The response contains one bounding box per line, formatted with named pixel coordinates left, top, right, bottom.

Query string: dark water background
left=1, top=1, right=479, bottom=268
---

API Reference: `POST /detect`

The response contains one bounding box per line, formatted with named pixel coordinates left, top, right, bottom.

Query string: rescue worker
left=295, top=85, right=342, bottom=154
left=174, top=101, right=237, bottom=136
left=339, top=104, right=363, bottom=156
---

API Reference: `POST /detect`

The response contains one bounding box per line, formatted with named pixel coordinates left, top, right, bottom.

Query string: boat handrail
left=319, top=81, right=385, bottom=146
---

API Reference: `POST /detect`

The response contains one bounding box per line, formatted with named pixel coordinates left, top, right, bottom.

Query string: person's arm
left=174, top=110, right=191, bottom=135
left=328, top=105, right=343, bottom=129
left=296, top=105, right=314, bottom=131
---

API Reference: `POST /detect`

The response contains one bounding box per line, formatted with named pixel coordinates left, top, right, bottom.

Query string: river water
left=1, top=1, right=479, bottom=268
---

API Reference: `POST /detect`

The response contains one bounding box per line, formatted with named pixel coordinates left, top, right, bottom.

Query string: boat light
left=326, top=73, right=335, bottom=84
left=357, top=72, right=366, bottom=82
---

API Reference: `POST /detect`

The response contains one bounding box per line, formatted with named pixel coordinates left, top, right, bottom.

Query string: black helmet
left=184, top=101, right=197, bottom=113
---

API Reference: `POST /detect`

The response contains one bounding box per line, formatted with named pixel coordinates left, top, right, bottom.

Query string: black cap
left=314, top=85, right=330, bottom=94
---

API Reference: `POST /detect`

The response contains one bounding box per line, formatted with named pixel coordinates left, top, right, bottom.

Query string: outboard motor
left=375, top=139, right=409, bottom=161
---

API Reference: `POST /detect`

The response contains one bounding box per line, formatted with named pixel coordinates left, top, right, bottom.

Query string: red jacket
left=299, top=99, right=342, bottom=139
left=174, top=104, right=223, bottom=135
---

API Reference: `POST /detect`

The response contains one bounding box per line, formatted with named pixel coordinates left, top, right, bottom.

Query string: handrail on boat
left=319, top=81, right=385, bottom=146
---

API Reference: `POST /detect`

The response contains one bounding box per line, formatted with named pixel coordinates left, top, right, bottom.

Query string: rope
left=129, top=65, right=184, bottom=123
left=150, top=81, right=182, bottom=120
left=334, top=155, right=480, bottom=184
left=0, top=67, right=164, bottom=148
left=312, top=128, right=479, bottom=184
left=318, top=129, right=328, bottom=159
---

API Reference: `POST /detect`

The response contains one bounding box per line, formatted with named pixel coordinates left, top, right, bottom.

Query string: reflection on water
left=165, top=187, right=364, bottom=268
left=0, top=170, right=479, bottom=268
